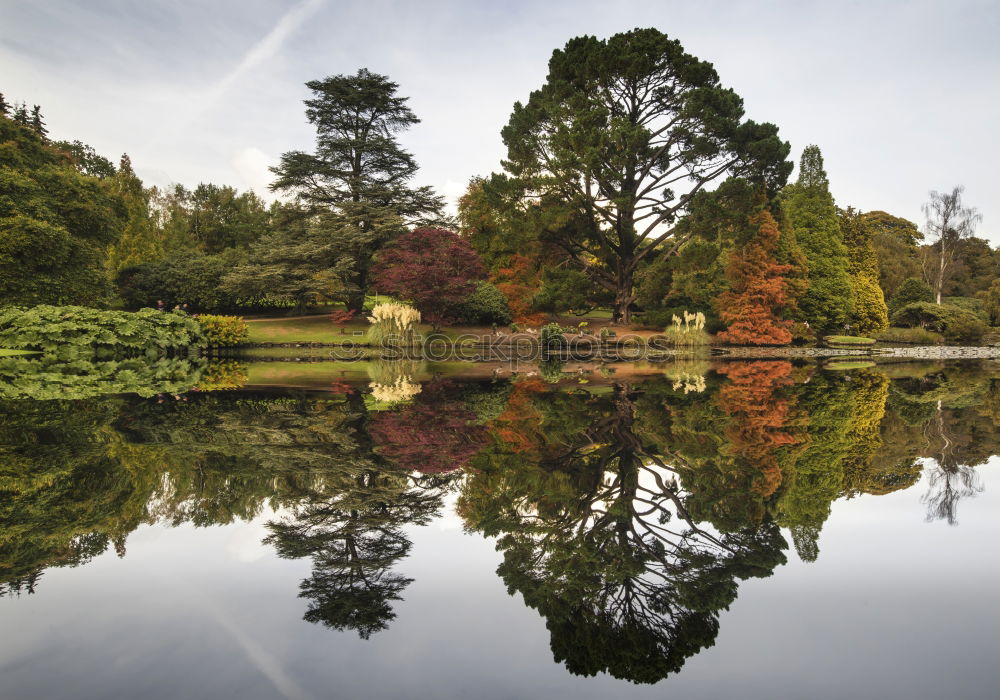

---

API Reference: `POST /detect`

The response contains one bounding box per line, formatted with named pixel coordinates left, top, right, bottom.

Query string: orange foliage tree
left=492, top=254, right=547, bottom=326
left=717, top=210, right=794, bottom=345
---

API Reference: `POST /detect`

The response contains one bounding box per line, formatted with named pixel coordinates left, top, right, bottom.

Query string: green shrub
left=456, top=281, right=512, bottom=325
left=888, top=277, right=934, bottom=315
left=876, top=327, right=944, bottom=345
left=0, top=305, right=205, bottom=358
left=942, top=314, right=987, bottom=344
left=540, top=323, right=568, bottom=353
left=117, top=249, right=245, bottom=312
left=195, top=314, right=249, bottom=347
left=943, top=296, right=988, bottom=321
left=891, top=302, right=987, bottom=344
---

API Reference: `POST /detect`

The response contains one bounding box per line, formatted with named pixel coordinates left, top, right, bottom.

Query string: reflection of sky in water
left=2, top=460, right=998, bottom=700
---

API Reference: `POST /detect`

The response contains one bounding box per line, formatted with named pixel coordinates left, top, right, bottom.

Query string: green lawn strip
left=824, top=335, right=876, bottom=346
left=0, top=348, right=40, bottom=356
left=245, top=316, right=371, bottom=344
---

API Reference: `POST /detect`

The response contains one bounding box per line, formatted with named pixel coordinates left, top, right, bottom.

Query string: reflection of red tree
left=489, top=377, right=546, bottom=454
left=716, top=361, right=799, bottom=497
left=717, top=210, right=794, bottom=345
left=368, top=382, right=488, bottom=474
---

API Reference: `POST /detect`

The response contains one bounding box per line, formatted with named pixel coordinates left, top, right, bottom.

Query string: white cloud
left=231, top=147, right=276, bottom=198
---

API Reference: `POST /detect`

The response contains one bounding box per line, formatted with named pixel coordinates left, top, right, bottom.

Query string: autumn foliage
left=372, top=228, right=486, bottom=327
left=716, top=361, right=800, bottom=497
left=487, top=377, right=547, bottom=454
left=368, top=381, right=489, bottom=474
left=717, top=211, right=795, bottom=345
left=492, top=254, right=546, bottom=326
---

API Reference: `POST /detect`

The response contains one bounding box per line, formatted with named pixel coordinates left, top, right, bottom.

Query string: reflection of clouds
left=226, top=518, right=275, bottom=563
left=191, top=586, right=314, bottom=700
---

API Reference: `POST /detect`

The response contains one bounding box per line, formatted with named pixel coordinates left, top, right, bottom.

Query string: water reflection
left=1, top=360, right=998, bottom=683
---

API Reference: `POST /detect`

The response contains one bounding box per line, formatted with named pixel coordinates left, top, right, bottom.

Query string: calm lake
left=2, top=358, right=999, bottom=699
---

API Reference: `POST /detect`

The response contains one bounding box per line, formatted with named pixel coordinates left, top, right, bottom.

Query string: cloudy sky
left=2, top=0, right=997, bottom=240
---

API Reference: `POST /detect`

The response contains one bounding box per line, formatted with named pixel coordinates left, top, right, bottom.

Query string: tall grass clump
left=663, top=311, right=711, bottom=347
left=366, top=303, right=421, bottom=347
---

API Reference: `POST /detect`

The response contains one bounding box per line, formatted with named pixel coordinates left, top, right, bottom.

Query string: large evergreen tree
left=781, top=146, right=852, bottom=332
left=840, top=207, right=889, bottom=333
left=497, top=28, right=792, bottom=321
left=270, top=69, right=446, bottom=311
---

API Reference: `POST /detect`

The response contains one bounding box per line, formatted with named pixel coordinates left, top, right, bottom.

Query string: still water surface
left=1, top=359, right=998, bottom=699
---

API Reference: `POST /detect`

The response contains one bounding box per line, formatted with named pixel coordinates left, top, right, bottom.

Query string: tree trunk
left=347, top=264, right=370, bottom=313
left=936, top=250, right=945, bottom=305
left=612, top=261, right=635, bottom=324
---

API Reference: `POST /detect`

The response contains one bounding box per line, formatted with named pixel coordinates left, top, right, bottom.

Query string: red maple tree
left=371, top=228, right=486, bottom=327
left=717, top=210, right=794, bottom=345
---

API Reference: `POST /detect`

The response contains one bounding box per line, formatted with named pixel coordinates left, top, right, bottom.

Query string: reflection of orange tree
left=715, top=361, right=801, bottom=499
left=487, top=376, right=547, bottom=455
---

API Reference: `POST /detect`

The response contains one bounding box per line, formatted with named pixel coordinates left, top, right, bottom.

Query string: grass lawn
left=0, top=348, right=39, bottom=356
left=246, top=316, right=373, bottom=344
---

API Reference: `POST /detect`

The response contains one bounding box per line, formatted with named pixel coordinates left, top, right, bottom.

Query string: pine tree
left=12, top=102, right=29, bottom=125
left=0, top=93, right=9, bottom=117
left=781, top=145, right=853, bottom=332
left=30, top=105, right=47, bottom=139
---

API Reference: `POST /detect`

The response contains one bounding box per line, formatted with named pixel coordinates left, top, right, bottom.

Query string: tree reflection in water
left=2, top=361, right=999, bottom=679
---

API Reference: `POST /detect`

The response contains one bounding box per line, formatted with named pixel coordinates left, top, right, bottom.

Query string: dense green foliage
left=891, top=302, right=987, bottom=343
left=118, top=248, right=245, bottom=311
left=0, top=111, right=125, bottom=306
left=455, top=281, right=513, bottom=325
left=888, top=277, right=935, bottom=315
left=497, top=28, right=791, bottom=321
left=0, top=305, right=204, bottom=357
left=781, top=146, right=853, bottom=332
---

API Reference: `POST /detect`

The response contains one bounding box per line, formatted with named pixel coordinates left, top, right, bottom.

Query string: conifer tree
left=270, top=69, right=446, bottom=312
left=717, top=210, right=795, bottom=345
left=106, top=154, right=163, bottom=271
left=12, top=102, right=28, bottom=124
left=0, top=93, right=9, bottom=117
left=781, top=146, right=853, bottom=332
left=839, top=207, right=889, bottom=333
left=30, top=105, right=47, bottom=139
